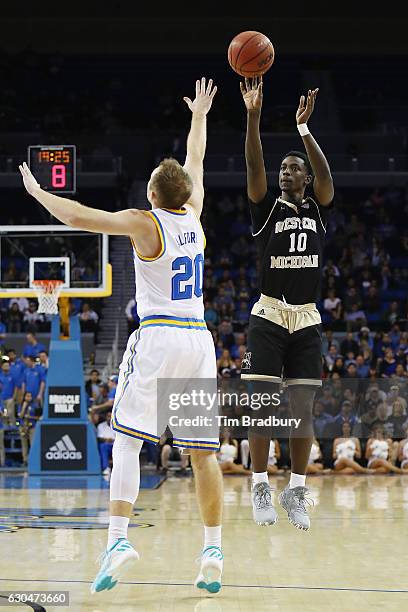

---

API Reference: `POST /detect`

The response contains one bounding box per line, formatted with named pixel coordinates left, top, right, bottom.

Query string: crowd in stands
left=0, top=333, right=47, bottom=466
left=0, top=297, right=101, bottom=340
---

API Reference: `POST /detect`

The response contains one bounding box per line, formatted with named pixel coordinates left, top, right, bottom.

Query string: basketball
left=228, top=31, right=275, bottom=78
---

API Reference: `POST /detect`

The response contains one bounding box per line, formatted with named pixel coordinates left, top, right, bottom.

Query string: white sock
left=107, top=516, right=129, bottom=549
left=289, top=472, right=306, bottom=489
left=204, top=525, right=222, bottom=550
left=252, top=471, right=268, bottom=486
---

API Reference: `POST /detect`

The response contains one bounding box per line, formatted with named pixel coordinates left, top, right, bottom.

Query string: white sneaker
left=252, top=481, right=278, bottom=526
left=91, top=538, right=139, bottom=593
left=194, top=546, right=223, bottom=594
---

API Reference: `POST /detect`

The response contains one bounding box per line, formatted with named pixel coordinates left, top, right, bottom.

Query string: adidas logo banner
left=46, top=434, right=82, bottom=460
left=41, top=425, right=87, bottom=470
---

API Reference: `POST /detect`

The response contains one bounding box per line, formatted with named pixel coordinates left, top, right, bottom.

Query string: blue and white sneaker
left=194, top=546, right=223, bottom=594
left=91, top=538, right=139, bottom=594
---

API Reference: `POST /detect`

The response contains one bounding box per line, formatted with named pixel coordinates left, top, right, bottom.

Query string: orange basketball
left=228, top=31, right=275, bottom=78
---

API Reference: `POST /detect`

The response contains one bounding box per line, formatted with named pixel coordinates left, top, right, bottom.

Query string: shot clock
left=28, top=145, right=76, bottom=194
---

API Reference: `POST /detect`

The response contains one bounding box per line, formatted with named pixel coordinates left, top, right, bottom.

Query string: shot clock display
left=28, top=145, right=76, bottom=194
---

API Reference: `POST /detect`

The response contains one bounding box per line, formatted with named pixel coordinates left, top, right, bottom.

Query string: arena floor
left=0, top=473, right=407, bottom=611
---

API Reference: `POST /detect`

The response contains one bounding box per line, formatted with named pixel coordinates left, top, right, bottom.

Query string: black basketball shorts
left=241, top=295, right=323, bottom=387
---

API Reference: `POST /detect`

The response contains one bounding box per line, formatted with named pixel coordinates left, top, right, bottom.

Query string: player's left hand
left=19, top=161, right=41, bottom=195
left=296, top=88, right=319, bottom=124
left=183, top=77, right=217, bottom=116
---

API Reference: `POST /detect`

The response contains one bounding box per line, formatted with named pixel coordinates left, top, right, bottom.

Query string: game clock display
left=28, top=145, right=76, bottom=194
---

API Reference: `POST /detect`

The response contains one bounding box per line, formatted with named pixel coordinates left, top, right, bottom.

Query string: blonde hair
left=150, top=158, right=193, bottom=209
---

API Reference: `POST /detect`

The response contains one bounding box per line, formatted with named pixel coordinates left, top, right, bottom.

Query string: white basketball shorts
left=111, top=316, right=219, bottom=451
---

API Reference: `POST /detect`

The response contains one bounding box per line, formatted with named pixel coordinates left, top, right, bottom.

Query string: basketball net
left=32, top=280, right=64, bottom=315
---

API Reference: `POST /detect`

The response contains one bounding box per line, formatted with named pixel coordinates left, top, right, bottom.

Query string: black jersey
left=250, top=191, right=331, bottom=304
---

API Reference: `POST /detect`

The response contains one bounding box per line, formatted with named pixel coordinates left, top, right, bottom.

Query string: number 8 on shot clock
left=28, top=145, right=76, bottom=194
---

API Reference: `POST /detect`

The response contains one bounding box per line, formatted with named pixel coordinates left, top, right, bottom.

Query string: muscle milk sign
left=48, top=386, right=81, bottom=419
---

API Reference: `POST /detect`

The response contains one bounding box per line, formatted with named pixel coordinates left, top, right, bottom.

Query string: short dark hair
left=150, top=158, right=193, bottom=209
left=282, top=150, right=313, bottom=175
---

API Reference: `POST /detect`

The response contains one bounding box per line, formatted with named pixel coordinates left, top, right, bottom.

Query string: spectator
left=393, top=364, right=408, bottom=383
left=217, top=320, right=235, bottom=349
left=344, top=303, right=367, bottom=330
left=358, top=326, right=374, bottom=352
left=7, top=349, right=26, bottom=401
left=230, top=332, right=246, bottom=360
left=322, top=329, right=339, bottom=354
left=340, top=332, right=359, bottom=358
left=365, top=383, right=386, bottom=404
left=23, top=332, right=46, bottom=359
left=323, top=289, right=342, bottom=321
left=360, top=403, right=379, bottom=438
left=324, top=345, right=339, bottom=371
left=6, top=303, right=23, bottom=333
left=364, top=286, right=381, bottom=315
left=86, top=369, right=101, bottom=403
left=97, top=411, right=115, bottom=475
left=22, top=356, right=45, bottom=406
left=330, top=400, right=358, bottom=438
left=79, top=302, right=99, bottom=337
left=204, top=300, right=218, bottom=328
left=8, top=297, right=29, bottom=314
left=234, top=301, right=249, bottom=327
left=379, top=348, right=397, bottom=378
left=343, top=286, right=361, bottom=313
left=0, top=360, right=17, bottom=426
left=388, top=400, right=407, bottom=439
left=217, top=349, right=234, bottom=376
left=383, top=301, right=401, bottom=326
left=312, top=401, right=333, bottom=438
left=372, top=403, right=394, bottom=438
left=37, top=350, right=49, bottom=378
left=89, top=376, right=118, bottom=422
left=23, top=301, right=44, bottom=332
left=385, top=385, right=407, bottom=416
left=319, top=386, right=338, bottom=415
left=355, top=354, right=370, bottom=378
left=18, top=391, right=42, bottom=464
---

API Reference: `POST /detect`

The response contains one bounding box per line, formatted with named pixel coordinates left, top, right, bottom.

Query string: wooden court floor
left=0, top=473, right=407, bottom=611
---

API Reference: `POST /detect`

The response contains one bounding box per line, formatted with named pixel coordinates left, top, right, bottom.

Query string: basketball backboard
left=0, top=225, right=111, bottom=298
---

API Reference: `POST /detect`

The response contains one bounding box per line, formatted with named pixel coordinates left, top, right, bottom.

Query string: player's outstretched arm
left=241, top=77, right=267, bottom=204
left=183, top=77, right=217, bottom=217
left=296, top=89, right=334, bottom=206
left=19, top=162, right=155, bottom=237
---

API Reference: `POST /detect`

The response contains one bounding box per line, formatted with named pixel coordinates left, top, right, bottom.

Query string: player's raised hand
left=296, top=88, right=319, bottom=125
left=19, top=162, right=41, bottom=196
left=240, top=76, right=263, bottom=112
left=183, top=77, right=217, bottom=116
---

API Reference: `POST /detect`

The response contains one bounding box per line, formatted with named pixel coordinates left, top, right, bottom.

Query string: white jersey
left=133, top=207, right=206, bottom=323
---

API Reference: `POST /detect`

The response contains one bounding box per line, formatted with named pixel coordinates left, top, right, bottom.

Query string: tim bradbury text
left=168, top=415, right=302, bottom=428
